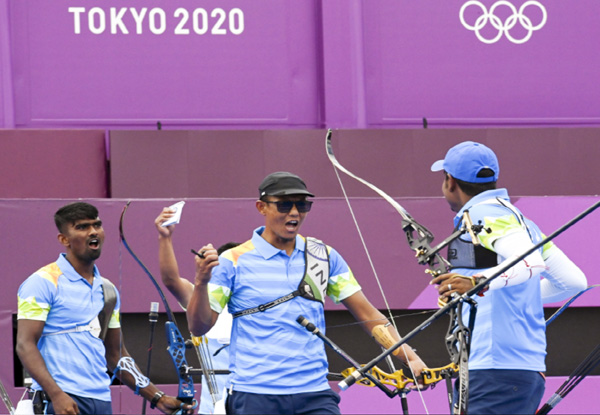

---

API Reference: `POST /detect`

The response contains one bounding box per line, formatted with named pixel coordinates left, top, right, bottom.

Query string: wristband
left=150, top=391, right=165, bottom=409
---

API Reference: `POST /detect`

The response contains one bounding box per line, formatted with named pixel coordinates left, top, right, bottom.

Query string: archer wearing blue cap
left=429, top=141, right=587, bottom=414
left=430, top=141, right=499, bottom=184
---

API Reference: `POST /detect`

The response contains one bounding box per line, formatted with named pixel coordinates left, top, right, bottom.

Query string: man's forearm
left=158, top=235, right=181, bottom=284
left=186, top=282, right=216, bottom=336
left=371, top=322, right=421, bottom=365
left=16, top=343, right=63, bottom=399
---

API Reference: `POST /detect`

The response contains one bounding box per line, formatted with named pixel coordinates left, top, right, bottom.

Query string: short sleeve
left=326, top=247, right=361, bottom=304
left=108, top=287, right=121, bottom=329
left=17, top=274, right=55, bottom=321
left=469, top=204, right=527, bottom=251
left=206, top=258, right=234, bottom=314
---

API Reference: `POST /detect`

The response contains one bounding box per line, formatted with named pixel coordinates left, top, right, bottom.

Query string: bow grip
left=165, top=322, right=196, bottom=406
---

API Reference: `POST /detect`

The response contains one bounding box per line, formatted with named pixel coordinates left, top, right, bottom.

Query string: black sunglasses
left=263, top=200, right=313, bottom=213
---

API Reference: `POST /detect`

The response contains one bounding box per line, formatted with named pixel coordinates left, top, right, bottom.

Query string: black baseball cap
left=258, top=172, right=314, bottom=198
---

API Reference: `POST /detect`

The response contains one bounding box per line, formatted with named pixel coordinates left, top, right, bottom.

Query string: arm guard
left=112, top=356, right=150, bottom=395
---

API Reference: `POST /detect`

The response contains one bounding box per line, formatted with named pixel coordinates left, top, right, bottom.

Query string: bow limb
left=119, top=201, right=196, bottom=412
left=326, top=129, right=412, bottom=221
left=119, top=202, right=176, bottom=322
left=326, top=129, right=431, bottom=412
left=327, top=129, right=463, bottom=278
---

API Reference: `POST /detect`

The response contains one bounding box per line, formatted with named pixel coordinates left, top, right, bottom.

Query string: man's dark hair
left=54, top=202, right=99, bottom=233
left=217, top=242, right=240, bottom=256
left=447, top=169, right=497, bottom=197
left=454, top=178, right=497, bottom=196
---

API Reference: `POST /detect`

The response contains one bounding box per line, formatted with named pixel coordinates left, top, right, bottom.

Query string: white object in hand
left=161, top=201, right=186, bottom=227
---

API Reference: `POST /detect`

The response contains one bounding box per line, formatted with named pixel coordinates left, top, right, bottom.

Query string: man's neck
left=64, top=254, right=95, bottom=284
left=261, top=231, right=296, bottom=256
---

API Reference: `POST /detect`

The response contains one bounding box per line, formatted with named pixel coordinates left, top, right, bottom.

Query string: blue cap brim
left=431, top=160, right=445, bottom=172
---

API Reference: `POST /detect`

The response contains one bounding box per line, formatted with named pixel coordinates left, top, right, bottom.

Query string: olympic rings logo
left=459, top=1, right=547, bottom=44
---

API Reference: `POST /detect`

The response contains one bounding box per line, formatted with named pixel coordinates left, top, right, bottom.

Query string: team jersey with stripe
left=17, top=254, right=120, bottom=401
left=207, top=226, right=361, bottom=394
left=450, top=189, right=547, bottom=371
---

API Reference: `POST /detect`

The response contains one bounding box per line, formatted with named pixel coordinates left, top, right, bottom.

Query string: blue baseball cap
left=430, top=141, right=499, bottom=183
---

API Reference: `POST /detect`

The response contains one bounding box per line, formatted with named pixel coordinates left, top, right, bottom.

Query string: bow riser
left=165, top=322, right=195, bottom=402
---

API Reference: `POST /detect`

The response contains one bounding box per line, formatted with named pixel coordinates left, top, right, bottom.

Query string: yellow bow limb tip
left=421, top=363, right=459, bottom=385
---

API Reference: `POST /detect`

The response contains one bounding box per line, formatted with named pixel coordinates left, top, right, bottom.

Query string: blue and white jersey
left=451, top=189, right=547, bottom=371
left=18, top=254, right=120, bottom=401
left=207, top=226, right=361, bottom=394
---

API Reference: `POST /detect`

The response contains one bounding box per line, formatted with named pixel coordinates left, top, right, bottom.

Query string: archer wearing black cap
left=258, top=171, right=315, bottom=198
left=186, top=171, right=428, bottom=415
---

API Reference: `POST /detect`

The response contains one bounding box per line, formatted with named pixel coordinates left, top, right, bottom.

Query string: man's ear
left=57, top=232, right=70, bottom=248
left=446, top=174, right=458, bottom=192
left=256, top=200, right=267, bottom=216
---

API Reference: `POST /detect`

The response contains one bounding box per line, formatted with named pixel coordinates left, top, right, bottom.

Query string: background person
left=155, top=208, right=237, bottom=414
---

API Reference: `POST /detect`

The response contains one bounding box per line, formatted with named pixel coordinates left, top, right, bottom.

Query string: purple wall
left=3, top=198, right=598, bottom=312
left=6, top=0, right=322, bottom=129
left=3, top=127, right=599, bottom=200
left=0, top=129, right=107, bottom=198
left=110, top=128, right=600, bottom=199
left=361, top=1, right=600, bottom=127
left=2, top=0, right=600, bottom=129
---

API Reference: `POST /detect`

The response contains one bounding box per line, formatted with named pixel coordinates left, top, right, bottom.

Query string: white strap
left=42, top=317, right=101, bottom=338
